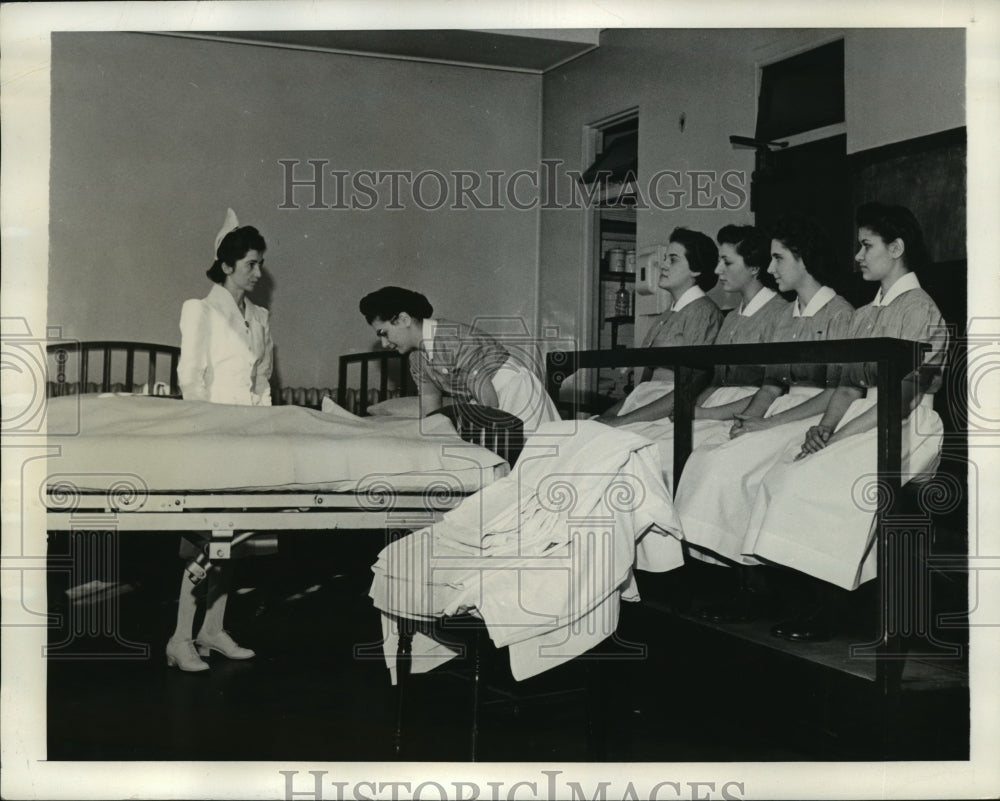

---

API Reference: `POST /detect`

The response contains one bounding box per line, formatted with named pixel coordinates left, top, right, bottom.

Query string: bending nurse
left=359, top=286, right=560, bottom=432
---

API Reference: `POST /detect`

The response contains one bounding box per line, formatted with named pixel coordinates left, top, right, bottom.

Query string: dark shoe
left=770, top=605, right=833, bottom=642
left=699, top=587, right=767, bottom=624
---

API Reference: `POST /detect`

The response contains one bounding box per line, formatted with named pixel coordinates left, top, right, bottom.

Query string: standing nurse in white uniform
left=167, top=210, right=275, bottom=671
left=177, top=210, right=274, bottom=407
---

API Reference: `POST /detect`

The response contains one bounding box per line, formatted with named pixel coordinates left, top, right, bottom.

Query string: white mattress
left=46, top=396, right=506, bottom=493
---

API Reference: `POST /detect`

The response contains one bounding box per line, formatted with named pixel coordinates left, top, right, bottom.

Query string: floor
left=46, top=531, right=969, bottom=762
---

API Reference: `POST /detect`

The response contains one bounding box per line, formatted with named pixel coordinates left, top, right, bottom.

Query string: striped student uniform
left=411, top=318, right=560, bottom=432
left=742, top=273, right=947, bottom=589
left=619, top=288, right=788, bottom=497
left=616, top=285, right=727, bottom=416
left=675, top=287, right=855, bottom=564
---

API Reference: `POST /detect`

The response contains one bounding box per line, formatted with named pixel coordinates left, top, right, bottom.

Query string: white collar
left=670, top=285, right=706, bottom=312
left=872, top=272, right=921, bottom=307
left=207, top=283, right=246, bottom=318
left=793, top=285, right=836, bottom=318
left=422, top=317, right=438, bottom=360
left=738, top=286, right=777, bottom=317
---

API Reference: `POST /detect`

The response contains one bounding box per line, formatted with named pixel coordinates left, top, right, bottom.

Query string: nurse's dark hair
left=668, top=227, right=719, bottom=291
left=206, top=226, right=267, bottom=284
left=716, top=224, right=778, bottom=291
left=359, top=286, right=434, bottom=324
left=856, top=201, right=929, bottom=273
left=767, top=215, right=838, bottom=287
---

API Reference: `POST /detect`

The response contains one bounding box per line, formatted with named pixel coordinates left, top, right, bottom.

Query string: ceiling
left=167, top=29, right=601, bottom=73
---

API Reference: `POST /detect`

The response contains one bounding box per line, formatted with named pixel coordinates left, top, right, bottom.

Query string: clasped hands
left=728, top=415, right=835, bottom=461
left=795, top=424, right=834, bottom=460
left=728, top=413, right=772, bottom=439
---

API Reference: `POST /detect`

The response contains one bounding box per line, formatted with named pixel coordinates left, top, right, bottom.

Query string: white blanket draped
left=46, top=395, right=505, bottom=492
left=370, top=420, right=682, bottom=681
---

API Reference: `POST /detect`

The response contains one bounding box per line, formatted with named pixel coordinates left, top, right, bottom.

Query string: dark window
left=581, top=118, right=638, bottom=185
left=755, top=39, right=844, bottom=142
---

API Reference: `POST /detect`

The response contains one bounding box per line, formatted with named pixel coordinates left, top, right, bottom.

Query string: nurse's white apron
left=742, top=392, right=943, bottom=589
left=622, top=385, right=760, bottom=491
left=676, top=386, right=824, bottom=565
left=490, top=358, right=561, bottom=433
left=617, top=379, right=675, bottom=417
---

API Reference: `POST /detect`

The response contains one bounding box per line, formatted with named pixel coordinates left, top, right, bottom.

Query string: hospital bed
left=546, top=337, right=963, bottom=706
left=45, top=341, right=516, bottom=552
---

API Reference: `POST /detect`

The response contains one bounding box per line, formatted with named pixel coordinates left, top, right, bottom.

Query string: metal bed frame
left=337, top=348, right=416, bottom=416
left=47, top=340, right=181, bottom=397
left=45, top=344, right=517, bottom=547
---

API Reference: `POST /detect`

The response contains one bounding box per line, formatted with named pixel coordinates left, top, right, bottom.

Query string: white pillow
left=365, top=396, right=421, bottom=418
left=320, top=395, right=361, bottom=419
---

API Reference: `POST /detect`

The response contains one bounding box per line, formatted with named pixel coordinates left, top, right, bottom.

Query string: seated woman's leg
left=743, top=399, right=943, bottom=639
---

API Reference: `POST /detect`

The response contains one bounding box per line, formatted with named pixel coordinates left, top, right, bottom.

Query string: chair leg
left=394, top=617, right=414, bottom=760
left=469, top=626, right=482, bottom=761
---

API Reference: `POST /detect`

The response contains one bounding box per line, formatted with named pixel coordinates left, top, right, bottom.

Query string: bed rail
left=46, top=341, right=180, bottom=398
left=338, top=350, right=524, bottom=465
left=337, top=349, right=415, bottom=416
left=546, top=338, right=949, bottom=697
left=432, top=404, right=524, bottom=468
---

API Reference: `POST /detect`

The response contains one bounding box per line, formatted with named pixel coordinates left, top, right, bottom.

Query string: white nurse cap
left=214, top=208, right=239, bottom=255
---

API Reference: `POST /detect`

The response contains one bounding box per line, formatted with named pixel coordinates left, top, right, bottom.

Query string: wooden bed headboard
left=46, top=341, right=181, bottom=398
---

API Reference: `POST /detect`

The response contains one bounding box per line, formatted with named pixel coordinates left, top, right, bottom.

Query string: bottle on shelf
left=614, top=280, right=632, bottom=317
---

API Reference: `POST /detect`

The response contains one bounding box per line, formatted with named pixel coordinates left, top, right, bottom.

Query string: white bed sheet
left=46, top=396, right=506, bottom=493
left=371, top=420, right=683, bottom=681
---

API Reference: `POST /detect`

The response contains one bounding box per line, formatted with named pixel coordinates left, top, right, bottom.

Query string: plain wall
left=539, top=27, right=966, bottom=348
left=846, top=28, right=966, bottom=153
left=48, top=32, right=542, bottom=390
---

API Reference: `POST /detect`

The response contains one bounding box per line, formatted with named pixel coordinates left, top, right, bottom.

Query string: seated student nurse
left=742, top=202, right=947, bottom=641
left=674, top=216, right=854, bottom=622
left=686, top=223, right=789, bottom=424
left=600, top=225, right=787, bottom=492
left=358, top=286, right=560, bottom=432
left=597, top=227, right=724, bottom=427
